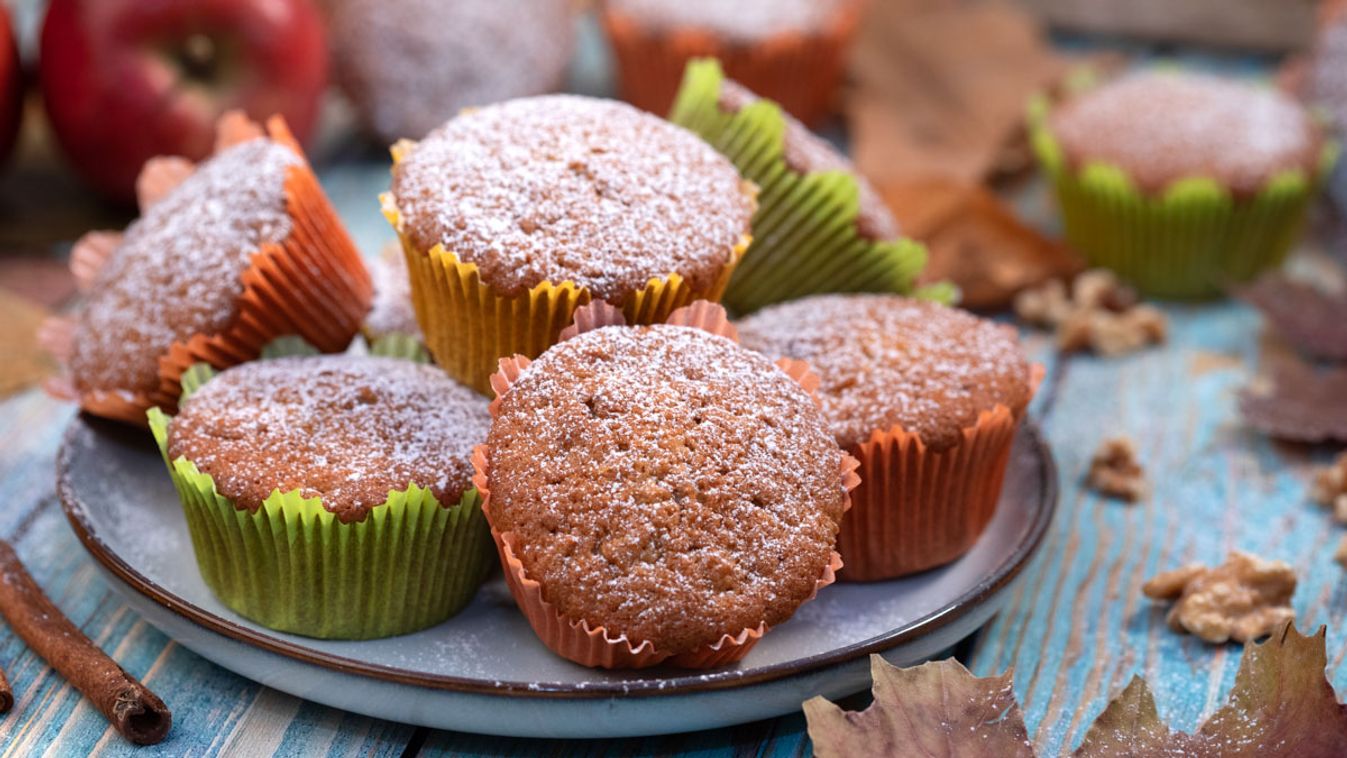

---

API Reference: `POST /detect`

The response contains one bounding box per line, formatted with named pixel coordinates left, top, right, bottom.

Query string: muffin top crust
left=717, top=79, right=899, bottom=240
left=330, top=0, right=574, bottom=142
left=738, top=295, right=1031, bottom=451
left=69, top=137, right=301, bottom=397
left=390, top=95, right=754, bottom=304
left=606, top=0, right=854, bottom=40
left=364, top=243, right=421, bottom=340
left=169, top=355, right=489, bottom=522
left=486, top=324, right=847, bottom=654
left=1049, top=71, right=1323, bottom=196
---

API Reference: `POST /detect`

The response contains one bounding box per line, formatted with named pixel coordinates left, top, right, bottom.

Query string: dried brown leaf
left=1074, top=677, right=1173, bottom=757
left=1239, top=274, right=1347, bottom=362
left=883, top=180, right=1082, bottom=310
left=1239, top=356, right=1347, bottom=443
left=1079, top=624, right=1347, bottom=756
left=804, top=656, right=1033, bottom=758
left=809, top=626, right=1347, bottom=757
left=850, top=2, right=1069, bottom=187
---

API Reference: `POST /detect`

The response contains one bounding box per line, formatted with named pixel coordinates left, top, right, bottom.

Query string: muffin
left=44, top=115, right=372, bottom=426
left=383, top=94, right=755, bottom=393
left=148, top=353, right=494, bottom=639
left=602, top=0, right=865, bottom=125
left=329, top=0, right=574, bottom=143
left=738, top=294, right=1035, bottom=580
left=475, top=301, right=856, bottom=668
left=669, top=61, right=932, bottom=314
left=1031, top=70, right=1335, bottom=299
left=363, top=241, right=423, bottom=346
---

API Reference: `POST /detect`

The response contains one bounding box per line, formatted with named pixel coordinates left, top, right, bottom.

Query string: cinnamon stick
left=0, top=540, right=170, bottom=744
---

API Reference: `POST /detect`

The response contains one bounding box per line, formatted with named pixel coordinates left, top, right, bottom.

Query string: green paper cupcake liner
left=367, top=332, right=431, bottom=364
left=1029, top=94, right=1339, bottom=300
left=147, top=360, right=493, bottom=640
left=669, top=59, right=934, bottom=314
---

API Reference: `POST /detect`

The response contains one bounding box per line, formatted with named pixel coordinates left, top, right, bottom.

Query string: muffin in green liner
left=669, top=59, right=938, bottom=314
left=147, top=347, right=493, bottom=640
left=1029, top=70, right=1338, bottom=300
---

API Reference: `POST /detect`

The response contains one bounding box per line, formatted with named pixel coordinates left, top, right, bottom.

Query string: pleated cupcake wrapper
left=1028, top=94, right=1338, bottom=300
left=382, top=186, right=749, bottom=395
left=365, top=332, right=432, bottom=364
left=602, top=2, right=864, bottom=126
left=147, top=406, right=493, bottom=640
left=44, top=116, right=372, bottom=426
left=668, top=59, right=933, bottom=314
left=473, top=301, right=859, bottom=669
left=838, top=364, right=1044, bottom=582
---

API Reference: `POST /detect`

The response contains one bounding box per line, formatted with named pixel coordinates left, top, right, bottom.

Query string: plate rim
left=57, top=414, right=1057, bottom=700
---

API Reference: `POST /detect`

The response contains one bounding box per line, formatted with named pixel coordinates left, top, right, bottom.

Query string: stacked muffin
left=84, top=73, right=1042, bottom=664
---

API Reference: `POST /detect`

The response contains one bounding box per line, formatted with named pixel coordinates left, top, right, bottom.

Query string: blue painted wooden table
left=3, top=29, right=1345, bottom=758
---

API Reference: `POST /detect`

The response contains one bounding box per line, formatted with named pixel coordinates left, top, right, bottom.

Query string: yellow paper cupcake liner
left=669, top=59, right=935, bottom=314
left=383, top=189, right=747, bottom=394
left=1029, top=94, right=1339, bottom=300
left=148, top=351, right=493, bottom=640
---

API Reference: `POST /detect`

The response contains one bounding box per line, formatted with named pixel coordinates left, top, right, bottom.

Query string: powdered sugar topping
left=391, top=95, right=753, bottom=303
left=608, top=0, right=852, bottom=40
left=738, top=295, right=1031, bottom=450
left=331, top=0, right=574, bottom=142
left=169, top=355, right=490, bottom=521
left=487, top=324, right=846, bottom=653
left=69, top=138, right=301, bottom=395
left=1051, top=71, right=1321, bottom=195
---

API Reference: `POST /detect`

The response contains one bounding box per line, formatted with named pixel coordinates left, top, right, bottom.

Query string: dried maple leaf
left=809, top=626, right=1347, bottom=757
left=882, top=180, right=1083, bottom=310
left=1074, top=677, right=1174, bottom=756
left=1239, top=356, right=1347, bottom=443
left=1076, top=624, right=1347, bottom=756
left=849, top=2, right=1069, bottom=187
left=804, top=656, right=1033, bottom=758
left=1239, top=274, right=1347, bottom=362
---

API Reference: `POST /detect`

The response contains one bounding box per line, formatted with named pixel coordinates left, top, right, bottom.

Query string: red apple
left=0, top=3, right=22, bottom=165
left=39, top=0, right=327, bottom=203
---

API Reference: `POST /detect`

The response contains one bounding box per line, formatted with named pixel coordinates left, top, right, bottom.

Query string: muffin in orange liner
left=473, top=300, right=860, bottom=669
left=42, top=112, right=372, bottom=426
left=738, top=295, right=1043, bottom=581
left=381, top=95, right=755, bottom=394
left=601, top=0, right=866, bottom=125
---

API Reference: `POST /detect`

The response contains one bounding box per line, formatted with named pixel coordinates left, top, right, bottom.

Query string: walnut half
left=1087, top=436, right=1146, bottom=501
left=1311, top=452, right=1347, bottom=524
left=1142, top=551, right=1297, bottom=644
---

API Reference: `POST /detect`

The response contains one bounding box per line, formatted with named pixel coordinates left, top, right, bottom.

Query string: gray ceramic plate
left=57, top=414, right=1056, bottom=738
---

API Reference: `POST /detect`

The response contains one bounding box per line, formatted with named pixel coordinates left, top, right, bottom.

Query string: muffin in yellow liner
left=1030, top=70, right=1337, bottom=299
left=382, top=95, right=756, bottom=393
left=148, top=343, right=493, bottom=640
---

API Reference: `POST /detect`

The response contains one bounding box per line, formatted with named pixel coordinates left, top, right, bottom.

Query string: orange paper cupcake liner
left=472, top=301, right=857, bottom=669
left=601, top=0, right=865, bottom=125
left=45, top=115, right=372, bottom=425
left=837, top=365, right=1045, bottom=581
left=384, top=183, right=750, bottom=395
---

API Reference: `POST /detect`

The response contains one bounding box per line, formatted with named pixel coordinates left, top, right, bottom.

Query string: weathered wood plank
left=970, top=303, right=1347, bottom=755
